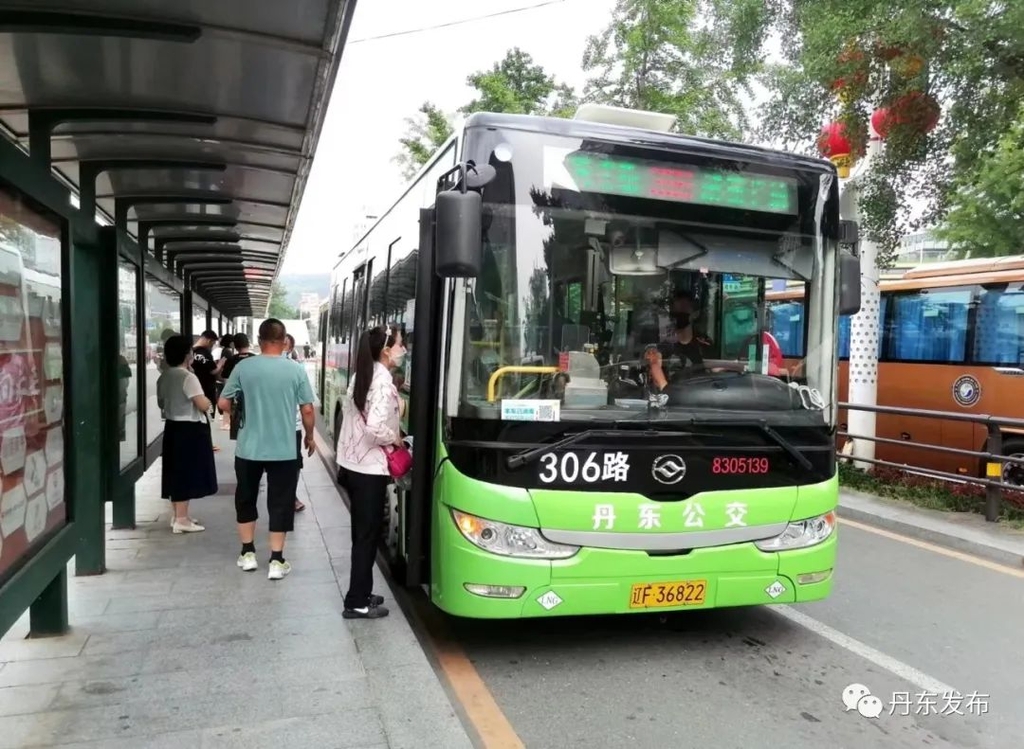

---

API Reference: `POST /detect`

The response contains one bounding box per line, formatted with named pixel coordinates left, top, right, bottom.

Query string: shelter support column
left=29, top=568, right=69, bottom=637
left=70, top=226, right=109, bottom=576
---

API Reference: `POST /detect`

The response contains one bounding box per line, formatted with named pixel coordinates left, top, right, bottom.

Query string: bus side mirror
left=435, top=190, right=482, bottom=278
left=838, top=219, right=859, bottom=246
left=839, top=252, right=861, bottom=316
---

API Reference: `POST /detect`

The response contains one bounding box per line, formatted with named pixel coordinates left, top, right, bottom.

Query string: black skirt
left=161, top=419, right=218, bottom=501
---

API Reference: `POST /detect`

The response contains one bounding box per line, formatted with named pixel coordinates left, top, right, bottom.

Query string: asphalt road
left=440, top=521, right=1022, bottom=749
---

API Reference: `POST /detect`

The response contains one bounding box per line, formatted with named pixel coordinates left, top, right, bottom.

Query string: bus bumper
left=430, top=507, right=837, bottom=619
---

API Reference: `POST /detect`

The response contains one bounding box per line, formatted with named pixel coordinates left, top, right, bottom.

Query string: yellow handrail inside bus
left=487, top=366, right=560, bottom=402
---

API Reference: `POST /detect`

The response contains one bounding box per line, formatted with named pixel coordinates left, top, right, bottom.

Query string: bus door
left=346, top=260, right=372, bottom=372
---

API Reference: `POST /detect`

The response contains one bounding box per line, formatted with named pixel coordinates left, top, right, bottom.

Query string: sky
left=282, top=0, right=616, bottom=274
left=280, top=0, right=930, bottom=276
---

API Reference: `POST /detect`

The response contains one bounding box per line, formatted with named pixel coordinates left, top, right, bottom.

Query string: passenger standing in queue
left=218, top=319, right=315, bottom=580
left=213, top=334, right=237, bottom=430
left=222, top=333, right=256, bottom=439
left=192, top=329, right=221, bottom=451
left=644, top=289, right=715, bottom=393
left=157, top=335, right=217, bottom=533
left=336, top=324, right=408, bottom=619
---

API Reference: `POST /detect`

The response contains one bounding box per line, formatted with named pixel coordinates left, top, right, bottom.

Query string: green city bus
left=318, top=105, right=861, bottom=619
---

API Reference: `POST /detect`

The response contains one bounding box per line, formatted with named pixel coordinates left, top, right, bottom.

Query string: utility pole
left=840, top=133, right=883, bottom=470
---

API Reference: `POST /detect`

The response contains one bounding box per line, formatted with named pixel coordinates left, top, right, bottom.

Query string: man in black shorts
left=218, top=320, right=315, bottom=581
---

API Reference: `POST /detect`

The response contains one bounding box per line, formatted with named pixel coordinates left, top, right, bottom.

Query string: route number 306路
left=537, top=451, right=631, bottom=484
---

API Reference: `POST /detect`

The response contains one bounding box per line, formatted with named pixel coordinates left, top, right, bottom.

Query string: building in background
left=894, top=229, right=953, bottom=266
left=298, top=292, right=321, bottom=319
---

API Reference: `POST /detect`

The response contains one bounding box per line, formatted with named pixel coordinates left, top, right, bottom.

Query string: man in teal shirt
left=219, top=319, right=315, bottom=581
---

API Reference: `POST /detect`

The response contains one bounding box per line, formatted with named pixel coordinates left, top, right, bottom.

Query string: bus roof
left=897, top=255, right=1024, bottom=279
left=462, top=111, right=837, bottom=176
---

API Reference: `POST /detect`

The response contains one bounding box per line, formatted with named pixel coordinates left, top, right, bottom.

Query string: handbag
left=359, top=407, right=412, bottom=479
left=382, top=442, right=413, bottom=479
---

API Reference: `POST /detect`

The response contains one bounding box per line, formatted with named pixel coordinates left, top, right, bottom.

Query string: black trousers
left=234, top=456, right=299, bottom=533
left=343, top=469, right=389, bottom=609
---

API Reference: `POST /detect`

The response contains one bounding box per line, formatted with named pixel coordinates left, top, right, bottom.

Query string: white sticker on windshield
left=501, top=399, right=560, bottom=422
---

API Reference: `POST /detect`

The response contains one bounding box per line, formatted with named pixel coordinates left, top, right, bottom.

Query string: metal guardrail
left=837, top=401, right=1024, bottom=522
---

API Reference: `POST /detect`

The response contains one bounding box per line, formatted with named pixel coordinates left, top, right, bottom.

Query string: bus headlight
left=754, top=512, right=836, bottom=552
left=451, top=509, right=580, bottom=559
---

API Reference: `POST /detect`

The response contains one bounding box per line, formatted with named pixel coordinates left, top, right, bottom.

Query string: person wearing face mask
left=335, top=324, right=408, bottom=619
left=644, top=289, right=716, bottom=392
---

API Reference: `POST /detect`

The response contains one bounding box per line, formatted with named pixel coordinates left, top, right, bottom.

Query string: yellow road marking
left=414, top=602, right=525, bottom=749
left=839, top=517, right=1024, bottom=578
left=313, top=429, right=522, bottom=746
left=431, top=636, right=525, bottom=749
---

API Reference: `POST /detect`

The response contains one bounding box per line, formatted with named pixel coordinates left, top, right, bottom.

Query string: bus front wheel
left=1001, top=438, right=1024, bottom=487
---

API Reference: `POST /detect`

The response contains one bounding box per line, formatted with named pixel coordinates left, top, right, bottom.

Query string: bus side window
left=973, top=285, right=1024, bottom=366
left=886, top=287, right=970, bottom=363
left=767, top=300, right=805, bottom=357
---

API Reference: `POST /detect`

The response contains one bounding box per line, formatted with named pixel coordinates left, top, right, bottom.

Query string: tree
left=394, top=101, right=455, bottom=180
left=708, top=0, right=1024, bottom=264
left=394, top=50, right=577, bottom=178
left=461, top=47, right=578, bottom=117
left=581, top=0, right=753, bottom=140
left=268, top=281, right=298, bottom=319
left=937, top=101, right=1024, bottom=258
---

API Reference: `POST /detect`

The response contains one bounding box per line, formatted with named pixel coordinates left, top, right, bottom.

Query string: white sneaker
left=237, top=552, right=258, bottom=571
left=172, top=519, right=205, bottom=534
left=170, top=515, right=200, bottom=528
left=268, top=560, right=292, bottom=580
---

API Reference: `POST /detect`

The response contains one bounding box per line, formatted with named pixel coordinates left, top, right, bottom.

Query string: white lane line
left=773, top=604, right=957, bottom=695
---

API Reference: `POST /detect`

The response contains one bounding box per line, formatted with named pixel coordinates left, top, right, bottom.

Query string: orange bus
left=766, top=256, right=1024, bottom=485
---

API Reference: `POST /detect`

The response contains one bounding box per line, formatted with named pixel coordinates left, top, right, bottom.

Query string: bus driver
left=644, top=288, right=716, bottom=394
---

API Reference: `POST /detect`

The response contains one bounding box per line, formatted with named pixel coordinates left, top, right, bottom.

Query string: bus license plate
left=629, top=580, right=707, bottom=609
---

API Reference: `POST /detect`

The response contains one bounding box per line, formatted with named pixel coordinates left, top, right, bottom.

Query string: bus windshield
left=454, top=126, right=839, bottom=426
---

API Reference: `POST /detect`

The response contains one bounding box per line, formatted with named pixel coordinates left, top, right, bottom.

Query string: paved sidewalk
left=839, top=488, right=1024, bottom=568
left=0, top=427, right=473, bottom=749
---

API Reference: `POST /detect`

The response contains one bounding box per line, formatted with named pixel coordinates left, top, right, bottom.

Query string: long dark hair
left=353, top=325, right=397, bottom=413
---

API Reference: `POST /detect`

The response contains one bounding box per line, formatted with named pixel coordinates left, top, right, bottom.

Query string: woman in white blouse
left=156, top=335, right=218, bottom=533
left=336, top=324, right=407, bottom=620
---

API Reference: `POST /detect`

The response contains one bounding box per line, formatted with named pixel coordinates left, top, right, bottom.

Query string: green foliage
left=461, top=47, right=577, bottom=117
left=395, top=50, right=575, bottom=178
left=838, top=462, right=1024, bottom=524
left=394, top=101, right=455, bottom=180
left=711, top=0, right=1024, bottom=265
left=937, top=101, right=1024, bottom=257
left=268, top=281, right=298, bottom=319
left=581, top=0, right=752, bottom=139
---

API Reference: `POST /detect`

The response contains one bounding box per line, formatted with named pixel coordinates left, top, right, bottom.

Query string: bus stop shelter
left=0, top=0, right=357, bottom=638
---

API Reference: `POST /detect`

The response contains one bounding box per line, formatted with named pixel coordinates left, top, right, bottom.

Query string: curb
left=838, top=501, right=1024, bottom=570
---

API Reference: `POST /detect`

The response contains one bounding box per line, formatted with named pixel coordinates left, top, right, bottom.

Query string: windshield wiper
left=506, top=429, right=694, bottom=470
left=685, top=418, right=814, bottom=471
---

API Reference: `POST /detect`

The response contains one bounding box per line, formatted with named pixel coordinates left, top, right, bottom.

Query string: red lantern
left=872, top=92, right=940, bottom=138
left=817, top=122, right=863, bottom=178
left=870, top=107, right=890, bottom=138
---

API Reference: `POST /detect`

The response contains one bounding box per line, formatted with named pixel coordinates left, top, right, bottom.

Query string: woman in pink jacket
left=336, top=324, right=407, bottom=619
